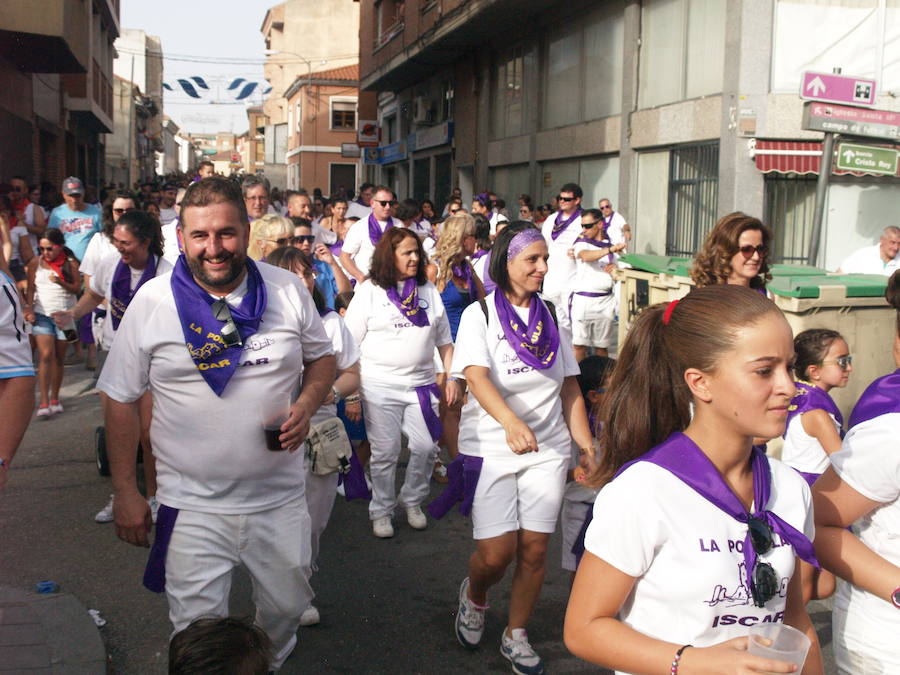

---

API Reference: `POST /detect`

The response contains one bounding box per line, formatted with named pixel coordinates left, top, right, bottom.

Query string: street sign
left=801, top=71, right=877, bottom=107
left=835, top=142, right=898, bottom=175
left=802, top=102, right=900, bottom=141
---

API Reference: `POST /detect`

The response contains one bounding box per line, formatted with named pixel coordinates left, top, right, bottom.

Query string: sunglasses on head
left=747, top=516, right=779, bottom=607
left=374, top=199, right=397, bottom=207
left=291, top=235, right=315, bottom=244
left=821, top=355, right=853, bottom=370
left=267, top=237, right=291, bottom=246
left=739, top=244, right=768, bottom=259
left=211, top=299, right=242, bottom=349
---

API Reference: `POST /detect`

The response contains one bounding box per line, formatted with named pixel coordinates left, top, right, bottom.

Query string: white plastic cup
left=747, top=622, right=810, bottom=672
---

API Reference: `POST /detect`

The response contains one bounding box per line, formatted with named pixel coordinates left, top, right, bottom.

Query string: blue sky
left=121, top=1, right=269, bottom=135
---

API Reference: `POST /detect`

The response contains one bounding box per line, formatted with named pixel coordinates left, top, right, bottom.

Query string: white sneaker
left=36, top=406, right=52, bottom=419
left=455, top=577, right=486, bottom=649
left=49, top=401, right=64, bottom=414
left=500, top=627, right=545, bottom=675
left=299, top=605, right=320, bottom=626
left=147, top=496, right=159, bottom=524
left=406, top=505, right=427, bottom=530
left=95, top=495, right=114, bottom=523
left=372, top=516, right=394, bottom=538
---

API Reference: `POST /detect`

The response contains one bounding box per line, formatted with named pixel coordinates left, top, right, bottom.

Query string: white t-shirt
left=585, top=458, right=813, bottom=665
left=489, top=211, right=508, bottom=237
left=344, top=278, right=452, bottom=387
left=781, top=411, right=841, bottom=475
left=341, top=216, right=404, bottom=277
left=311, top=311, right=360, bottom=426
left=410, top=218, right=431, bottom=240
left=838, top=244, right=900, bottom=276
left=96, top=264, right=334, bottom=514
left=345, top=200, right=372, bottom=221
left=451, top=292, right=580, bottom=458
left=79, top=233, right=117, bottom=278
left=159, top=206, right=178, bottom=225
left=312, top=220, right=338, bottom=247
left=89, top=254, right=173, bottom=347
left=572, top=241, right=616, bottom=295
left=604, top=211, right=628, bottom=248
left=161, top=220, right=181, bottom=266
left=8, top=225, right=33, bottom=262
left=541, top=210, right=582, bottom=300
left=830, top=413, right=900, bottom=635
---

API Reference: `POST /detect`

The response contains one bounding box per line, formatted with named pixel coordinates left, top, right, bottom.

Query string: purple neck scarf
left=493, top=291, right=559, bottom=370
left=551, top=208, right=582, bottom=240
left=451, top=259, right=473, bottom=291
left=170, top=255, right=267, bottom=397
left=471, top=249, right=489, bottom=261
left=784, top=381, right=844, bottom=439
left=617, top=432, right=819, bottom=606
left=848, top=369, right=900, bottom=429
left=575, top=236, right=615, bottom=264
left=367, top=213, right=392, bottom=246
left=386, top=277, right=429, bottom=327
left=110, top=255, right=158, bottom=331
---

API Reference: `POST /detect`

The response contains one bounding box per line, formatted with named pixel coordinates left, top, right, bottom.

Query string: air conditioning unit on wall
left=413, top=96, right=434, bottom=125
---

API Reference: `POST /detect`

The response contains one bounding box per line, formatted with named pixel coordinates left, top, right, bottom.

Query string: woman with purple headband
left=442, top=221, right=591, bottom=674
left=813, top=271, right=900, bottom=674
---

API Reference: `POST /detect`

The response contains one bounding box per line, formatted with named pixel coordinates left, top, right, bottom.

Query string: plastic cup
left=260, top=391, right=292, bottom=451
left=747, top=623, right=810, bottom=672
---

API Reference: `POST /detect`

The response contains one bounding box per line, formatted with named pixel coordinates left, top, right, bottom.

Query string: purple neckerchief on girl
left=848, top=368, right=900, bottom=429
left=494, top=290, right=560, bottom=370
left=784, top=381, right=845, bottom=439
left=328, top=240, right=343, bottom=257
left=109, top=255, right=158, bottom=330
left=551, top=208, right=583, bottom=241
left=574, top=236, right=615, bottom=265
left=451, top=259, right=474, bottom=292
left=427, top=453, right=484, bottom=519
left=367, top=213, right=392, bottom=246
left=415, top=383, right=443, bottom=442
left=170, top=255, right=267, bottom=397
left=471, top=249, right=489, bottom=261
left=385, top=277, right=429, bottom=327
left=615, top=432, right=819, bottom=605
left=144, top=504, right=178, bottom=592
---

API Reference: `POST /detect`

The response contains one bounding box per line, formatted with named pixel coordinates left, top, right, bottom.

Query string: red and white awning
left=748, top=139, right=900, bottom=177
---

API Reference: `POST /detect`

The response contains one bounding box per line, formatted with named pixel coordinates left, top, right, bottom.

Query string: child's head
left=335, top=291, right=355, bottom=317
left=577, top=355, right=616, bottom=407
left=168, top=616, right=271, bottom=675
left=794, top=328, right=851, bottom=390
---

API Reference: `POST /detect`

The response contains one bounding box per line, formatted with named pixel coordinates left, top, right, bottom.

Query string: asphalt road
left=0, top=363, right=836, bottom=674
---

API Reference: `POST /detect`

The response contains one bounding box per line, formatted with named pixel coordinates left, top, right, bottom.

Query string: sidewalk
left=0, top=586, right=107, bottom=674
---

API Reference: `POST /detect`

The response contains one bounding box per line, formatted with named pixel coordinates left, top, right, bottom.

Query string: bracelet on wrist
left=671, top=644, right=691, bottom=674
left=331, top=385, right=343, bottom=404
left=344, top=393, right=361, bottom=404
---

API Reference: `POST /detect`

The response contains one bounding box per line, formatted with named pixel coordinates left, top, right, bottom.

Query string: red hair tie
left=662, top=299, right=680, bottom=325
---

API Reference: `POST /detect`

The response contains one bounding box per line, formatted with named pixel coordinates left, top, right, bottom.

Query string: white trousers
left=165, top=496, right=312, bottom=670
left=361, top=379, right=438, bottom=520
left=305, top=465, right=338, bottom=571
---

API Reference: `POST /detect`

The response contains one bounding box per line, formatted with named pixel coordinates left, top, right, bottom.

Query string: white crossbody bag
left=305, top=417, right=352, bottom=475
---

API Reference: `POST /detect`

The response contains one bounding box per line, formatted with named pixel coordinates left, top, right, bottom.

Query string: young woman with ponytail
left=564, top=284, right=823, bottom=675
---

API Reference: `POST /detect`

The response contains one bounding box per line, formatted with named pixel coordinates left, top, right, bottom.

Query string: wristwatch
left=331, top=385, right=343, bottom=405
left=892, top=586, right=900, bottom=610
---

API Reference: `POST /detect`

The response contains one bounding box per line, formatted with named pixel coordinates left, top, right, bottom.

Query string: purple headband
left=507, top=228, right=545, bottom=261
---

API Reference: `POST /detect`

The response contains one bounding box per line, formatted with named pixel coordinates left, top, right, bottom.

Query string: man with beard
left=97, top=176, right=336, bottom=671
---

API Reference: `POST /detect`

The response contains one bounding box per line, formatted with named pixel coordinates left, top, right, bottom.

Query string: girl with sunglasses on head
left=564, top=284, right=823, bottom=675
left=23, top=229, right=81, bottom=418
left=812, top=271, right=900, bottom=675
left=691, top=212, right=773, bottom=295
left=780, top=329, right=852, bottom=606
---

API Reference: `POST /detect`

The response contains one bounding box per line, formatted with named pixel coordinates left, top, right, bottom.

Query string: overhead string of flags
left=162, top=76, right=273, bottom=100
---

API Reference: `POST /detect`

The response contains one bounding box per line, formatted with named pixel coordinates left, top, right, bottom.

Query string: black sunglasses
left=557, top=196, right=575, bottom=202
left=739, top=244, right=768, bottom=259
left=292, top=235, right=315, bottom=244
left=374, top=199, right=397, bottom=207
left=581, top=220, right=599, bottom=228
left=113, top=207, right=136, bottom=215
left=38, top=246, right=58, bottom=252
left=211, top=299, right=242, bottom=349
left=747, top=516, right=779, bottom=607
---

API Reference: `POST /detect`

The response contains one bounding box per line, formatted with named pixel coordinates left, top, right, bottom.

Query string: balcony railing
left=374, top=20, right=404, bottom=49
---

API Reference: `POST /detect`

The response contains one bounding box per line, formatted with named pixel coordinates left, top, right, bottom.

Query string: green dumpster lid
left=620, top=254, right=692, bottom=275
left=768, top=274, right=888, bottom=299
left=769, top=263, right=829, bottom=277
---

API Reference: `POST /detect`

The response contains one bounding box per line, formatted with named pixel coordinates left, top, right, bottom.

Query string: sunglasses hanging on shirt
left=211, top=299, right=242, bottom=349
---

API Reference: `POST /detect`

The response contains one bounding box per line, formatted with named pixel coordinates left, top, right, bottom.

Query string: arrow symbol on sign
left=806, top=76, right=826, bottom=96
left=842, top=149, right=855, bottom=162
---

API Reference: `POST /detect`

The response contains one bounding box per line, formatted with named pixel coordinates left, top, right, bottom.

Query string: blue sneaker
left=500, top=627, right=545, bottom=675
left=455, top=577, right=485, bottom=649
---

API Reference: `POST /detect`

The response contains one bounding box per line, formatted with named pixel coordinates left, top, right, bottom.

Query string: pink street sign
left=801, top=71, right=877, bottom=107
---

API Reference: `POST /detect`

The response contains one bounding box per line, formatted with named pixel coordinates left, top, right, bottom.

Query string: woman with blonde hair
left=690, top=212, right=773, bottom=292
left=248, top=214, right=293, bottom=261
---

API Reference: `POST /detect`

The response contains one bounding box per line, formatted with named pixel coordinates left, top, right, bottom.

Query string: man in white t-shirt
left=158, top=182, right=179, bottom=225
left=541, top=182, right=584, bottom=323
left=345, top=182, right=374, bottom=220
left=97, top=177, right=336, bottom=670
left=598, top=198, right=631, bottom=249
left=339, top=186, right=404, bottom=283
left=837, top=226, right=900, bottom=276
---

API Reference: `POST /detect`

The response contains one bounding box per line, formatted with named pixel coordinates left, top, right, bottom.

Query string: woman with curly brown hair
left=690, top=212, right=773, bottom=293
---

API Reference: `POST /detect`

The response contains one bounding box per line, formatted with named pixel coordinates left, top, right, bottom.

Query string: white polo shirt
left=341, top=216, right=404, bottom=277
left=541, top=210, right=582, bottom=300
left=838, top=244, right=900, bottom=276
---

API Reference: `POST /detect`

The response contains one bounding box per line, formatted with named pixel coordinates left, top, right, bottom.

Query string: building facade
left=359, top=0, right=900, bottom=270
left=284, top=64, right=360, bottom=195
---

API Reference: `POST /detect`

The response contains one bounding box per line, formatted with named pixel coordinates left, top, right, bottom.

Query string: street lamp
left=262, top=49, right=314, bottom=91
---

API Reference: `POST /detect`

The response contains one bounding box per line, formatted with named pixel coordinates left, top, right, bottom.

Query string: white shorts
left=570, top=292, right=615, bottom=348
left=471, top=450, right=568, bottom=540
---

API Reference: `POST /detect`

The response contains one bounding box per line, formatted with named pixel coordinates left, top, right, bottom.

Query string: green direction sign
left=835, top=143, right=898, bottom=175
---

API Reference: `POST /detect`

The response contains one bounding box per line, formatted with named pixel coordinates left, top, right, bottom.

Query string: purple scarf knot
left=784, top=381, right=844, bottom=439
left=385, top=277, right=429, bottom=327
left=367, top=213, right=392, bottom=246
left=494, top=291, right=560, bottom=370
left=170, top=255, right=267, bottom=397
left=551, top=208, right=582, bottom=240
left=848, top=369, right=900, bottom=429
left=110, top=255, right=158, bottom=330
